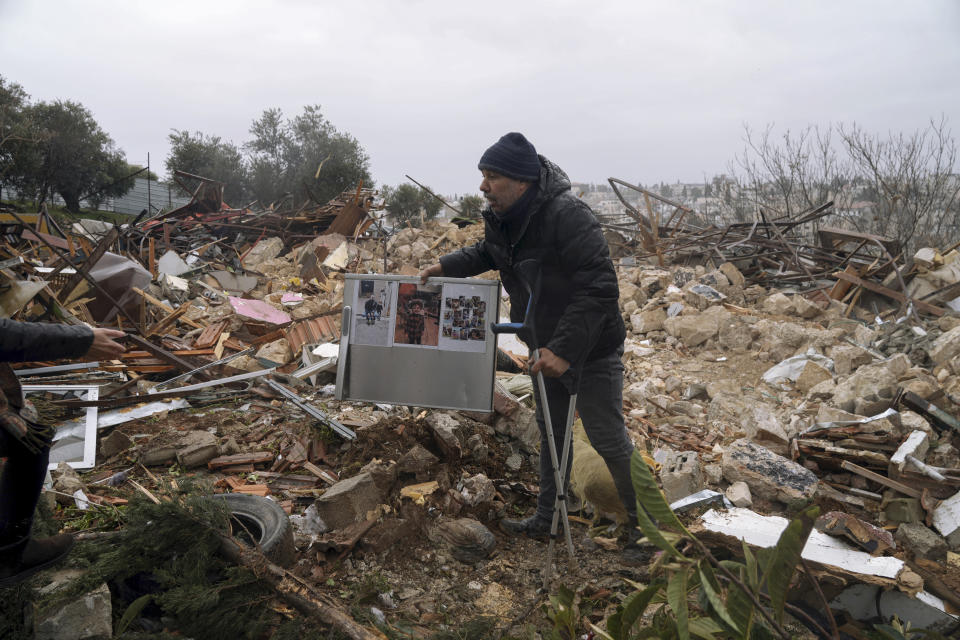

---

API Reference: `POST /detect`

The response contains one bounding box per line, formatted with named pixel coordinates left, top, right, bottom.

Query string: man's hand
left=419, top=263, right=443, bottom=284
left=530, top=347, right=570, bottom=378
left=85, top=328, right=126, bottom=360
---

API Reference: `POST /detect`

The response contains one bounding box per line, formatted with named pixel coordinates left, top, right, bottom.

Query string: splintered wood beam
left=126, top=333, right=210, bottom=378
left=832, top=271, right=945, bottom=316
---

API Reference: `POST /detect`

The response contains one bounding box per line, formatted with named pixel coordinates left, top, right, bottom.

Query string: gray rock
left=35, top=582, right=112, bottom=640
left=895, top=523, right=948, bottom=562
left=660, top=451, right=704, bottom=503
left=426, top=412, right=465, bottom=459
left=427, top=517, right=496, bottom=563
left=725, top=481, right=753, bottom=507
left=722, top=439, right=818, bottom=504
left=398, top=444, right=440, bottom=475
left=930, top=325, right=960, bottom=365
left=313, top=464, right=394, bottom=530
left=176, top=430, right=220, bottom=468
left=99, top=430, right=132, bottom=459
left=505, top=453, right=523, bottom=471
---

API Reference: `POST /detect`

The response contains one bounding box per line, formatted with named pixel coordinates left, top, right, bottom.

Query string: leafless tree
left=838, top=117, right=959, bottom=254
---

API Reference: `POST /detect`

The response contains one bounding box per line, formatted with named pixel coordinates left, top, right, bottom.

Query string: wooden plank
left=828, top=265, right=858, bottom=300
left=840, top=460, right=922, bottom=498
left=126, top=333, right=208, bottom=376
left=145, top=300, right=194, bottom=337
left=194, top=319, right=228, bottom=349
left=133, top=287, right=204, bottom=329
left=208, top=452, right=276, bottom=469
left=214, top=332, right=229, bottom=360
left=301, top=460, right=338, bottom=485
left=832, top=271, right=945, bottom=316
left=148, top=237, right=157, bottom=277
left=59, top=226, right=119, bottom=302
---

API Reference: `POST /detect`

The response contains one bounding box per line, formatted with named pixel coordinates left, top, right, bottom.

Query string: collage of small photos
left=351, top=278, right=494, bottom=353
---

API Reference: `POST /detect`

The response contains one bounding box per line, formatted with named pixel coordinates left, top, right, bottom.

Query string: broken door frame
left=22, top=384, right=100, bottom=470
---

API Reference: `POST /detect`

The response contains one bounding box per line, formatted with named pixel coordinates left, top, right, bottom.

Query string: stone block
left=314, top=470, right=389, bottom=530
left=796, top=360, right=833, bottom=394
left=930, top=325, right=960, bottom=366
left=684, top=284, right=726, bottom=310
left=718, top=318, right=753, bottom=351
left=721, top=439, right=818, bottom=504
left=895, top=523, right=948, bottom=562
left=172, top=430, right=220, bottom=468
left=792, top=295, right=822, bottom=319
left=660, top=451, right=704, bottom=503
left=884, top=498, right=924, bottom=524
left=630, top=308, right=666, bottom=334
left=255, top=338, right=293, bottom=366
left=426, top=412, right=465, bottom=459
left=725, top=481, right=752, bottom=507
left=832, top=362, right=899, bottom=414
left=99, top=429, right=132, bottom=458
left=762, top=292, right=794, bottom=316
left=35, top=582, right=112, bottom=640
left=718, top=262, right=746, bottom=288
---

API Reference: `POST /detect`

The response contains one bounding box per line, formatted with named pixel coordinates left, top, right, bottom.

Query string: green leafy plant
left=580, top=450, right=820, bottom=640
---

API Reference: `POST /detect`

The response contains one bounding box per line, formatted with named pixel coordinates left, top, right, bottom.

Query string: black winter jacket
left=440, top=156, right=625, bottom=366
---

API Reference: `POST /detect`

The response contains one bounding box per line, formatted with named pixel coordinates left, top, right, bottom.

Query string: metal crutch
left=491, top=260, right=577, bottom=587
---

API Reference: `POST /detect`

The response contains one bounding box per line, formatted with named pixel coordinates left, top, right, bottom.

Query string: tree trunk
left=62, top=191, right=81, bottom=212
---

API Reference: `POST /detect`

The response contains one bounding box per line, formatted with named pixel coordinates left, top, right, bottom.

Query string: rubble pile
left=3, top=178, right=960, bottom=636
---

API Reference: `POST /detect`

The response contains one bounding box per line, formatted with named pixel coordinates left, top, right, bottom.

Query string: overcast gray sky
left=2, top=1, right=959, bottom=196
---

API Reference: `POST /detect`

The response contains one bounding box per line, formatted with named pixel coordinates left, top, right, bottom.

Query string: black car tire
left=207, top=494, right=295, bottom=568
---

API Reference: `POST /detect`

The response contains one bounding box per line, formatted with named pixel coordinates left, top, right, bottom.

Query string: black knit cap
left=478, top=132, right=540, bottom=182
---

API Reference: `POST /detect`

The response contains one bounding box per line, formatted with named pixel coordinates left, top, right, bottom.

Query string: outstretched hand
left=419, top=263, right=443, bottom=284
left=86, top=328, right=126, bottom=361
left=530, top=347, right=570, bottom=378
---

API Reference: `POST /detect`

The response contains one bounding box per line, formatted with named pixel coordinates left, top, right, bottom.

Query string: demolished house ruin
left=2, top=172, right=960, bottom=637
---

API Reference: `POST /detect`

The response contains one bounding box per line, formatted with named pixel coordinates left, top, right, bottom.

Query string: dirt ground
left=60, top=335, right=779, bottom=639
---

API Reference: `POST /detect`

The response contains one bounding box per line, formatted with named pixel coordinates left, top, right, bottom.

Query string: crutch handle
left=489, top=259, right=540, bottom=346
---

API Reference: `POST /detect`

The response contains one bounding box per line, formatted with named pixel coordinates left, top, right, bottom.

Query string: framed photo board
left=336, top=275, right=500, bottom=412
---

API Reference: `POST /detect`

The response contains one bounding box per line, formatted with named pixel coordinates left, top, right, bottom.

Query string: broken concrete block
left=721, top=439, right=818, bottom=505
left=99, top=429, right=132, bottom=459
left=174, top=430, right=220, bottom=468
left=807, top=378, right=836, bottom=400
left=629, top=307, right=666, bottom=334
left=932, top=490, right=960, bottom=550
left=762, top=292, right=794, bottom=316
left=725, top=481, right=752, bottom=507
left=34, top=582, right=112, bottom=640
left=505, top=405, right=539, bottom=454
left=829, top=344, right=874, bottom=376
left=397, top=444, right=439, bottom=476
left=664, top=313, right=718, bottom=347
left=427, top=517, right=496, bottom=564
left=929, top=325, right=960, bottom=366
left=718, top=262, right=746, bottom=288
left=459, top=474, right=496, bottom=506
left=792, top=295, right=822, bottom=319
left=884, top=498, right=924, bottom=525
left=241, top=236, right=284, bottom=270
left=684, top=283, right=726, bottom=310
left=426, top=412, right=465, bottom=459
left=313, top=470, right=389, bottom=531
left=660, top=451, right=704, bottom=504
left=718, top=318, right=753, bottom=351
left=796, top=360, right=833, bottom=394
left=832, top=362, right=899, bottom=414
left=255, top=338, right=293, bottom=367
left=896, top=523, right=948, bottom=562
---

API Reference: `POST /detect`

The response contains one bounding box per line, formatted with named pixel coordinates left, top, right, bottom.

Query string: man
left=419, top=132, right=644, bottom=563
left=0, top=319, right=125, bottom=587
left=364, top=295, right=378, bottom=325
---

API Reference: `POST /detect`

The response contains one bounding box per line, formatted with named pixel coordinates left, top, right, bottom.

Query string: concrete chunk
left=725, top=481, right=752, bottom=507
left=721, top=439, right=818, bottom=505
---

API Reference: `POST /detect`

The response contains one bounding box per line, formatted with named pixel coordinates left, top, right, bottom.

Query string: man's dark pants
left=531, top=347, right=637, bottom=525
left=0, top=429, right=51, bottom=541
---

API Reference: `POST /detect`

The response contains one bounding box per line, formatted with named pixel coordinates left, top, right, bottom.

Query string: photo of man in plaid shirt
left=404, top=299, right=426, bottom=344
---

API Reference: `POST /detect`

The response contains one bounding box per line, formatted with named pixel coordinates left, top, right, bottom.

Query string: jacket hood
left=534, top=155, right=571, bottom=202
